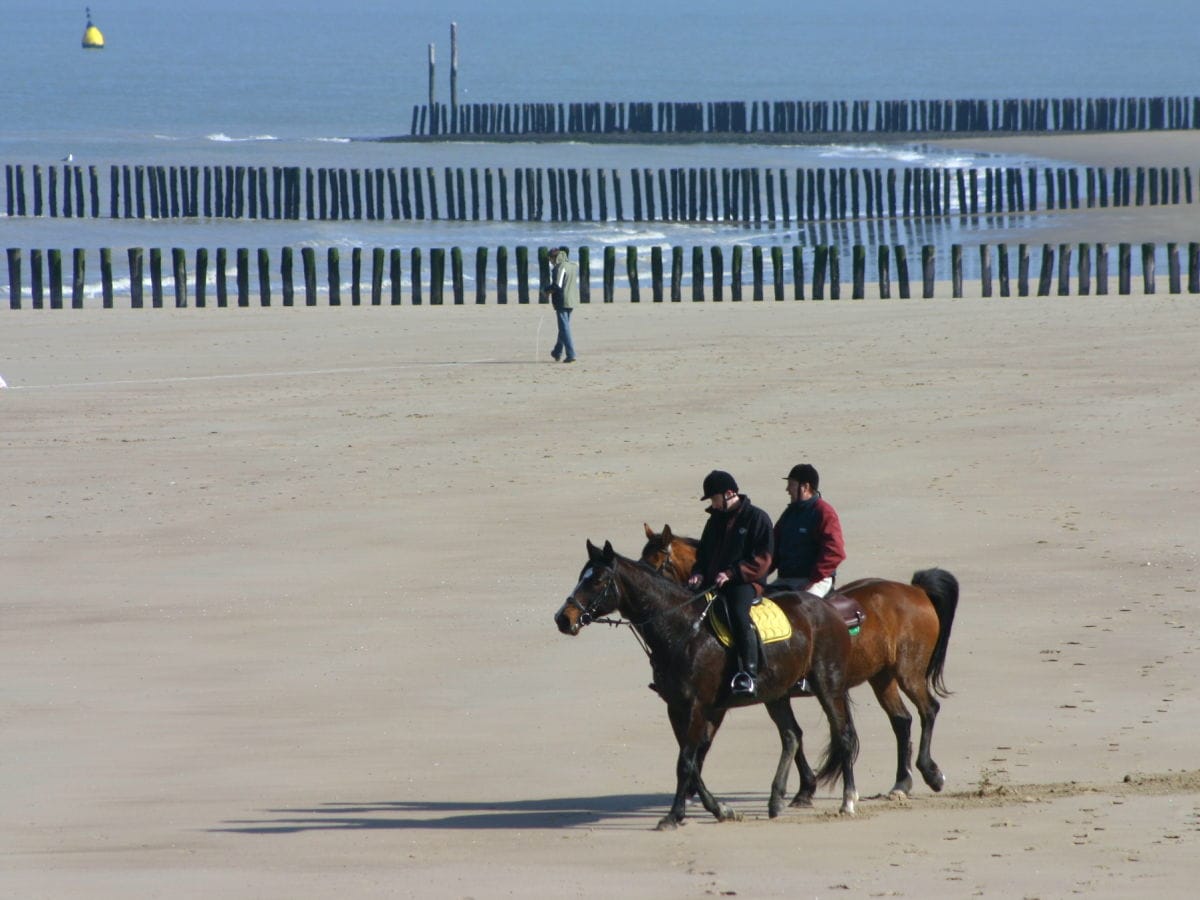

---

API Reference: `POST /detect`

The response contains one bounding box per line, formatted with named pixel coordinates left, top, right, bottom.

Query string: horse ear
left=662, top=524, right=673, bottom=541
left=602, top=540, right=615, bottom=563
left=586, top=539, right=602, bottom=562
left=643, top=522, right=654, bottom=538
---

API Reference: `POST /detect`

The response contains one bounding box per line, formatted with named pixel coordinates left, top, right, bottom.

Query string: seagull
left=63, top=153, right=73, bottom=162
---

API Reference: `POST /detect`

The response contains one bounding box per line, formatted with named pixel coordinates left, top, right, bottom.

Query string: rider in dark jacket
left=687, top=470, right=774, bottom=696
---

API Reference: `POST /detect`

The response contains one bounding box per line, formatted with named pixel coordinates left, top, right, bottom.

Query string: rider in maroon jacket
left=769, top=463, right=846, bottom=598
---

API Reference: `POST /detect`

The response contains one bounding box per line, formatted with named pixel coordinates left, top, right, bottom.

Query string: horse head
left=554, top=539, right=621, bottom=636
left=639, top=523, right=695, bottom=584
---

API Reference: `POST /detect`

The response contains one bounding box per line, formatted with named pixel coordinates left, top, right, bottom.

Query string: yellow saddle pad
left=708, top=593, right=793, bottom=646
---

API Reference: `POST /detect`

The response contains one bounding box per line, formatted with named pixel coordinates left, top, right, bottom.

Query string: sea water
left=2, top=0, right=1197, bottom=294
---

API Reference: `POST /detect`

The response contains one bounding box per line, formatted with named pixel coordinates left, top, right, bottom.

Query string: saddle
left=706, top=592, right=793, bottom=647
left=764, top=586, right=866, bottom=636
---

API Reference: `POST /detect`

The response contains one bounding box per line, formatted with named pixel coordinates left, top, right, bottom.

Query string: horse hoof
left=768, top=802, right=784, bottom=819
left=887, top=788, right=910, bottom=801
left=717, top=806, right=743, bottom=823
left=789, top=795, right=814, bottom=809
left=655, top=817, right=680, bottom=831
left=839, top=800, right=857, bottom=817
left=928, top=771, right=946, bottom=792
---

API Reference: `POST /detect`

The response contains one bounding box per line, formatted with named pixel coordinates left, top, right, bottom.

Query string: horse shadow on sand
left=210, top=792, right=764, bottom=835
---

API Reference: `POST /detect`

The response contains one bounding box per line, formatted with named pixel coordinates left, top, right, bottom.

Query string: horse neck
left=613, top=556, right=698, bottom=647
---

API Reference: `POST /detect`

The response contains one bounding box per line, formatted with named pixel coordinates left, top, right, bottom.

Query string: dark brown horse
left=641, top=523, right=959, bottom=799
left=555, top=540, right=859, bottom=829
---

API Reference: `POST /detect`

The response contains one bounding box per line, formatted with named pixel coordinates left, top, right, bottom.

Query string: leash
left=590, top=585, right=717, bottom=660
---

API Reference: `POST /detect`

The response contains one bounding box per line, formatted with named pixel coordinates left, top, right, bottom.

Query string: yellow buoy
left=82, top=8, right=104, bottom=49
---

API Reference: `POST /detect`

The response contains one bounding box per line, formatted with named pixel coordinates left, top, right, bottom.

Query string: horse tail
left=816, top=699, right=860, bottom=789
left=912, top=567, right=959, bottom=699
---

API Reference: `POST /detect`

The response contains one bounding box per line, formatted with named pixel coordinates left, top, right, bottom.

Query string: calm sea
left=2, top=0, right=1198, bottom=292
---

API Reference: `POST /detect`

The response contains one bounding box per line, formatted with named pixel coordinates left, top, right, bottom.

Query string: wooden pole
left=71, top=248, right=86, bottom=308
left=474, top=247, right=487, bottom=304
left=1036, top=245, right=1054, bottom=296
left=450, top=23, right=458, bottom=124
left=385, top=249, right=400, bottom=305
left=101, top=247, right=113, bottom=308
left=1168, top=242, right=1181, bottom=294
left=921, top=245, right=935, bottom=298
left=895, top=245, right=910, bottom=299
left=128, top=248, right=143, bottom=308
left=792, top=246, right=804, bottom=300
left=672, top=247, right=681, bottom=303
left=772, top=246, right=785, bottom=301
left=877, top=245, right=890, bottom=299
left=1057, top=243, right=1072, bottom=296
left=173, top=247, right=188, bottom=307
left=607, top=246, right=619, bottom=303
left=327, top=247, right=341, bottom=306
left=1141, top=242, right=1155, bottom=294
left=627, top=247, right=640, bottom=302
left=195, top=248, right=208, bottom=308
left=430, top=248, right=446, bottom=305
left=149, top=247, right=163, bottom=308
left=951, top=244, right=963, bottom=298
left=1096, top=243, right=1109, bottom=295
left=31, top=248, right=44, bottom=309
left=651, top=246, right=664, bottom=301
left=1118, top=242, right=1131, bottom=294
left=301, top=247, right=317, bottom=306
left=851, top=244, right=865, bottom=299
left=1078, top=242, right=1091, bottom=296
left=216, top=248, right=228, bottom=307
left=281, top=246, right=294, bottom=306
left=692, top=246, right=705, bottom=301
left=451, top=246, right=464, bottom=304
left=829, top=246, right=841, bottom=300
left=351, top=247, right=363, bottom=305
left=257, top=248, right=271, bottom=306
left=731, top=245, right=744, bottom=301
left=812, top=245, right=827, bottom=300
left=515, top=246, right=528, bottom=303
left=1018, top=244, right=1030, bottom=297
left=751, top=246, right=764, bottom=301
left=496, top=246, right=508, bottom=304
left=980, top=245, right=992, bottom=298
left=6, top=248, right=21, bottom=309
left=428, top=44, right=437, bottom=136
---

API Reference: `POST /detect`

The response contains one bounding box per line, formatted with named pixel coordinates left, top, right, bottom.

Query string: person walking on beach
left=548, top=246, right=578, bottom=363
left=686, top=470, right=774, bottom=697
left=769, top=463, right=846, bottom=598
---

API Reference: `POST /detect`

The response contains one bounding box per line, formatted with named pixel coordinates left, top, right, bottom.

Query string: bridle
left=564, top=560, right=719, bottom=660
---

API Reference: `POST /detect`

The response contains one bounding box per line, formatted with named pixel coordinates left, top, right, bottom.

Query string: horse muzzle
left=554, top=600, right=587, bottom=636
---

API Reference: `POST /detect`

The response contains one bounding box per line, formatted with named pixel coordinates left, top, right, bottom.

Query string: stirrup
left=792, top=677, right=813, bottom=696
left=730, top=671, right=756, bottom=696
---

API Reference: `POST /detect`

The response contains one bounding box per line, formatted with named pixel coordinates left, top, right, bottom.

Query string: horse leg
left=811, top=675, right=859, bottom=816
left=901, top=680, right=945, bottom=792
left=763, top=699, right=804, bottom=817
left=868, top=673, right=915, bottom=799
left=659, top=703, right=737, bottom=830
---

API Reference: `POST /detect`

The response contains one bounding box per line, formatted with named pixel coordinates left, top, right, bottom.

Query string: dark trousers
left=720, top=583, right=759, bottom=675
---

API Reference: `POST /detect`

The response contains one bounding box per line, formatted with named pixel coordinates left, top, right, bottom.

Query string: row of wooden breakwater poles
left=3, top=161, right=1197, bottom=225
left=409, top=95, right=1200, bottom=137
left=6, top=242, right=1200, bottom=311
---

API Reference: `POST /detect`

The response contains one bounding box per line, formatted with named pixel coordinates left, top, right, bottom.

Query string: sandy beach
left=3, top=133, right=1200, bottom=899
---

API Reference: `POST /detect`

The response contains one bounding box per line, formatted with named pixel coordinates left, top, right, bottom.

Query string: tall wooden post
left=450, top=23, right=459, bottom=126
left=428, top=44, right=437, bottom=136
left=6, top=248, right=22, bottom=310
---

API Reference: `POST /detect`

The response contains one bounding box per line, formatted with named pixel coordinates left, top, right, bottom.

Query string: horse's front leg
left=763, top=698, right=803, bottom=817
left=658, top=703, right=736, bottom=830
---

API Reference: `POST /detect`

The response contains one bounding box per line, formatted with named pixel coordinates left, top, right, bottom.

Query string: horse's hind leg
left=869, top=673, right=915, bottom=799
left=812, top=678, right=859, bottom=816
left=900, top=678, right=945, bottom=792
left=764, top=699, right=809, bottom=817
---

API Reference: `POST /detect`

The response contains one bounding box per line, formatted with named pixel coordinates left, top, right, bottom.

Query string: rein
left=567, top=566, right=717, bottom=661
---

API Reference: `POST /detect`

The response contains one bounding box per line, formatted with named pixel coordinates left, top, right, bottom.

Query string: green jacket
left=553, top=253, right=579, bottom=310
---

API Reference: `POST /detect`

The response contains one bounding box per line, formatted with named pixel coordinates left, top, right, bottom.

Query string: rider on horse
left=687, top=470, right=774, bottom=697
left=769, top=463, right=846, bottom=598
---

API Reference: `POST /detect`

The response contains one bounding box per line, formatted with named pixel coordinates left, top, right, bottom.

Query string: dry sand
left=3, top=132, right=1200, bottom=899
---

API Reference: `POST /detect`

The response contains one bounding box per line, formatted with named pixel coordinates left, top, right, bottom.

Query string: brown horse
left=641, top=523, right=959, bottom=799
left=555, top=540, right=859, bottom=829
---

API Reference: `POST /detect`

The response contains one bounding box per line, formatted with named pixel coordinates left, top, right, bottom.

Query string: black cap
left=701, top=470, right=739, bottom=500
left=784, top=464, right=819, bottom=490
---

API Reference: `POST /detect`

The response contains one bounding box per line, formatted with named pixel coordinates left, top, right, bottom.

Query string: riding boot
left=729, top=593, right=759, bottom=696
